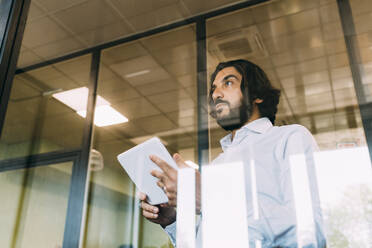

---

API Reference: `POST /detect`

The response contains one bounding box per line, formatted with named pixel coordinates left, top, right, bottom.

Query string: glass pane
left=83, top=25, right=197, bottom=248
left=0, top=55, right=91, bottom=159
left=206, top=0, right=372, bottom=247
left=17, top=0, right=245, bottom=66
left=0, top=161, right=73, bottom=247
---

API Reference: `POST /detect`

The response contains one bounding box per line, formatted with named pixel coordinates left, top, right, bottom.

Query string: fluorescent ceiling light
left=185, top=160, right=199, bottom=170
left=125, top=69, right=150, bottom=78
left=52, top=87, right=109, bottom=111
left=53, top=87, right=128, bottom=127
left=78, top=105, right=128, bottom=127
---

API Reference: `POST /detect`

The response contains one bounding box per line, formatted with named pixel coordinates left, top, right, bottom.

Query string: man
left=140, top=59, right=326, bottom=247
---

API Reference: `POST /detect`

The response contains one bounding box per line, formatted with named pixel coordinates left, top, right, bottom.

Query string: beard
left=214, top=99, right=252, bottom=131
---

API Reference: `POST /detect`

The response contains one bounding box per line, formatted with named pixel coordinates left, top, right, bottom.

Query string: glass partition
left=83, top=24, right=197, bottom=248
left=0, top=55, right=92, bottom=160
left=0, top=162, right=73, bottom=248
left=206, top=0, right=372, bottom=247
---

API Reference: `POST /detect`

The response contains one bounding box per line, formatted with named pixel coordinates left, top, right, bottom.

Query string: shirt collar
left=219, top=117, right=273, bottom=151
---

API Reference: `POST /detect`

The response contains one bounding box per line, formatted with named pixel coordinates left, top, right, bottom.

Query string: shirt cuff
left=164, top=221, right=177, bottom=246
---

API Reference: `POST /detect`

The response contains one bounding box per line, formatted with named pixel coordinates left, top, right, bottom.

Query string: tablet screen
left=117, top=137, right=178, bottom=205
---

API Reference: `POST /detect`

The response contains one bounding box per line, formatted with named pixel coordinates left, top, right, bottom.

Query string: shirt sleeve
left=275, top=126, right=326, bottom=248
left=164, top=221, right=177, bottom=247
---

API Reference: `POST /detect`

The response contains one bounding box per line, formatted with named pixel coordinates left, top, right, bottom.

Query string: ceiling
left=2, top=0, right=372, bottom=166
left=17, top=0, right=248, bottom=68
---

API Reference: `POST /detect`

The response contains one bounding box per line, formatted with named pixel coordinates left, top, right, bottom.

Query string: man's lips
left=215, top=102, right=227, bottom=108
left=215, top=102, right=228, bottom=113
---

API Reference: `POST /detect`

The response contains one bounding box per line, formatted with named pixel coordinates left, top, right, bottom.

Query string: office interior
left=0, top=0, right=372, bottom=247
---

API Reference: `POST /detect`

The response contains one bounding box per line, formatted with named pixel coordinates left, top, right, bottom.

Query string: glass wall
left=1, top=0, right=371, bottom=247
left=206, top=0, right=372, bottom=247
left=0, top=162, right=73, bottom=248
left=0, top=55, right=92, bottom=159
left=83, top=25, right=197, bottom=248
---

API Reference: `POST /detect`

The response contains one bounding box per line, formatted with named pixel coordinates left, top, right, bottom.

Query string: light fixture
left=124, top=69, right=150, bottom=78
left=52, top=87, right=128, bottom=127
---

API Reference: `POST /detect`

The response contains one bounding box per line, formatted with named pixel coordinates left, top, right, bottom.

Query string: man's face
left=210, top=66, right=251, bottom=131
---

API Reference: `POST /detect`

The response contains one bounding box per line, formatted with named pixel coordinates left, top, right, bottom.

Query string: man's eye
left=225, top=81, right=232, bottom=86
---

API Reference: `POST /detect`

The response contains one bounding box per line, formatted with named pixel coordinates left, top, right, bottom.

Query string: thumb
left=173, top=153, right=188, bottom=169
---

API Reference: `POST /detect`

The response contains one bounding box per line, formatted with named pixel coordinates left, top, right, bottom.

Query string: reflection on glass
left=83, top=25, right=197, bottom=248
left=206, top=0, right=372, bottom=247
left=0, top=162, right=73, bottom=248
left=0, top=55, right=91, bottom=160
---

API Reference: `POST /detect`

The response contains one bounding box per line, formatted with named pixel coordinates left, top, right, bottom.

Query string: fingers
left=142, top=209, right=158, bottom=219
left=140, top=199, right=159, bottom=219
left=151, top=170, right=165, bottom=181
left=138, top=192, right=147, bottom=201
left=173, top=153, right=188, bottom=169
left=156, top=180, right=165, bottom=189
left=150, top=155, right=175, bottom=176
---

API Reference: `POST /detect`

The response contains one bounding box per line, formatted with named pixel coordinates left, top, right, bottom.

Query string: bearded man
left=139, top=59, right=327, bottom=248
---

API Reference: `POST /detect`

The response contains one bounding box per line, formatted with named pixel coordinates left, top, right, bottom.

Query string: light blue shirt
left=165, top=117, right=326, bottom=248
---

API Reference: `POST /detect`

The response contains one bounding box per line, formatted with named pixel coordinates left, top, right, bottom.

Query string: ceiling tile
left=304, top=81, right=332, bottom=95
left=77, top=20, right=134, bottom=47
left=251, top=0, right=319, bottom=23
left=17, top=50, right=43, bottom=68
left=147, top=89, right=189, bottom=105
left=102, top=42, right=148, bottom=66
left=27, top=66, right=66, bottom=82
left=165, top=58, right=196, bottom=77
left=332, top=76, right=354, bottom=90
left=320, top=2, right=339, bottom=24
left=108, top=0, right=177, bottom=18
left=22, top=16, right=70, bottom=48
left=350, top=0, right=372, bottom=16
left=32, top=37, right=85, bottom=60
left=322, top=21, right=344, bottom=41
left=181, top=0, right=247, bottom=16
left=325, top=38, right=346, bottom=55
left=258, top=9, right=320, bottom=39
left=27, top=2, right=46, bottom=22
left=133, top=115, right=176, bottom=133
left=53, top=0, right=121, bottom=34
left=207, top=8, right=254, bottom=37
left=328, top=52, right=349, bottom=68
left=109, top=55, right=171, bottom=86
left=99, top=87, right=140, bottom=104
left=136, top=79, right=180, bottom=96
left=331, top=66, right=352, bottom=80
left=142, top=26, right=195, bottom=51
left=113, top=122, right=148, bottom=138
left=149, top=43, right=196, bottom=66
left=126, top=4, right=185, bottom=32
left=9, top=77, right=41, bottom=100
left=113, top=98, right=160, bottom=120
left=302, top=70, right=329, bottom=85
left=177, top=74, right=196, bottom=87
left=35, top=0, right=88, bottom=12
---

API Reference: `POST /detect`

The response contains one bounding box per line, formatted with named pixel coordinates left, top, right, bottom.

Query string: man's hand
left=150, top=153, right=201, bottom=214
left=139, top=192, right=176, bottom=228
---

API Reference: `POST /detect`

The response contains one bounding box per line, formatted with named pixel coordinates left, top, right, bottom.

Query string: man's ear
left=254, top=98, right=263, bottom=104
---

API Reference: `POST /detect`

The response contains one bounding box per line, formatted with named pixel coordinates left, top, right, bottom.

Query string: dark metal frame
left=337, top=0, right=372, bottom=162
left=0, top=0, right=30, bottom=137
left=3, top=0, right=372, bottom=246
left=62, top=50, right=100, bottom=248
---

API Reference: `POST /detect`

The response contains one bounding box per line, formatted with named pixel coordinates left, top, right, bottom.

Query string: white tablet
left=117, top=137, right=178, bottom=205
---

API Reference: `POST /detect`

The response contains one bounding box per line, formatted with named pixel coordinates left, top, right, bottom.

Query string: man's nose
left=212, top=87, right=223, bottom=102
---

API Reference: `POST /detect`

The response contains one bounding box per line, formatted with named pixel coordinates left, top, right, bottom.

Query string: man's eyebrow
left=222, top=74, right=238, bottom=82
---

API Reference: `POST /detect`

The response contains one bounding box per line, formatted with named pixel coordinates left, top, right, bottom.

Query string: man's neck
left=231, top=115, right=261, bottom=141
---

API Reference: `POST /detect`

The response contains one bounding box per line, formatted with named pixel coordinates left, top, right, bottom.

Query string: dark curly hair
left=209, top=59, right=281, bottom=125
